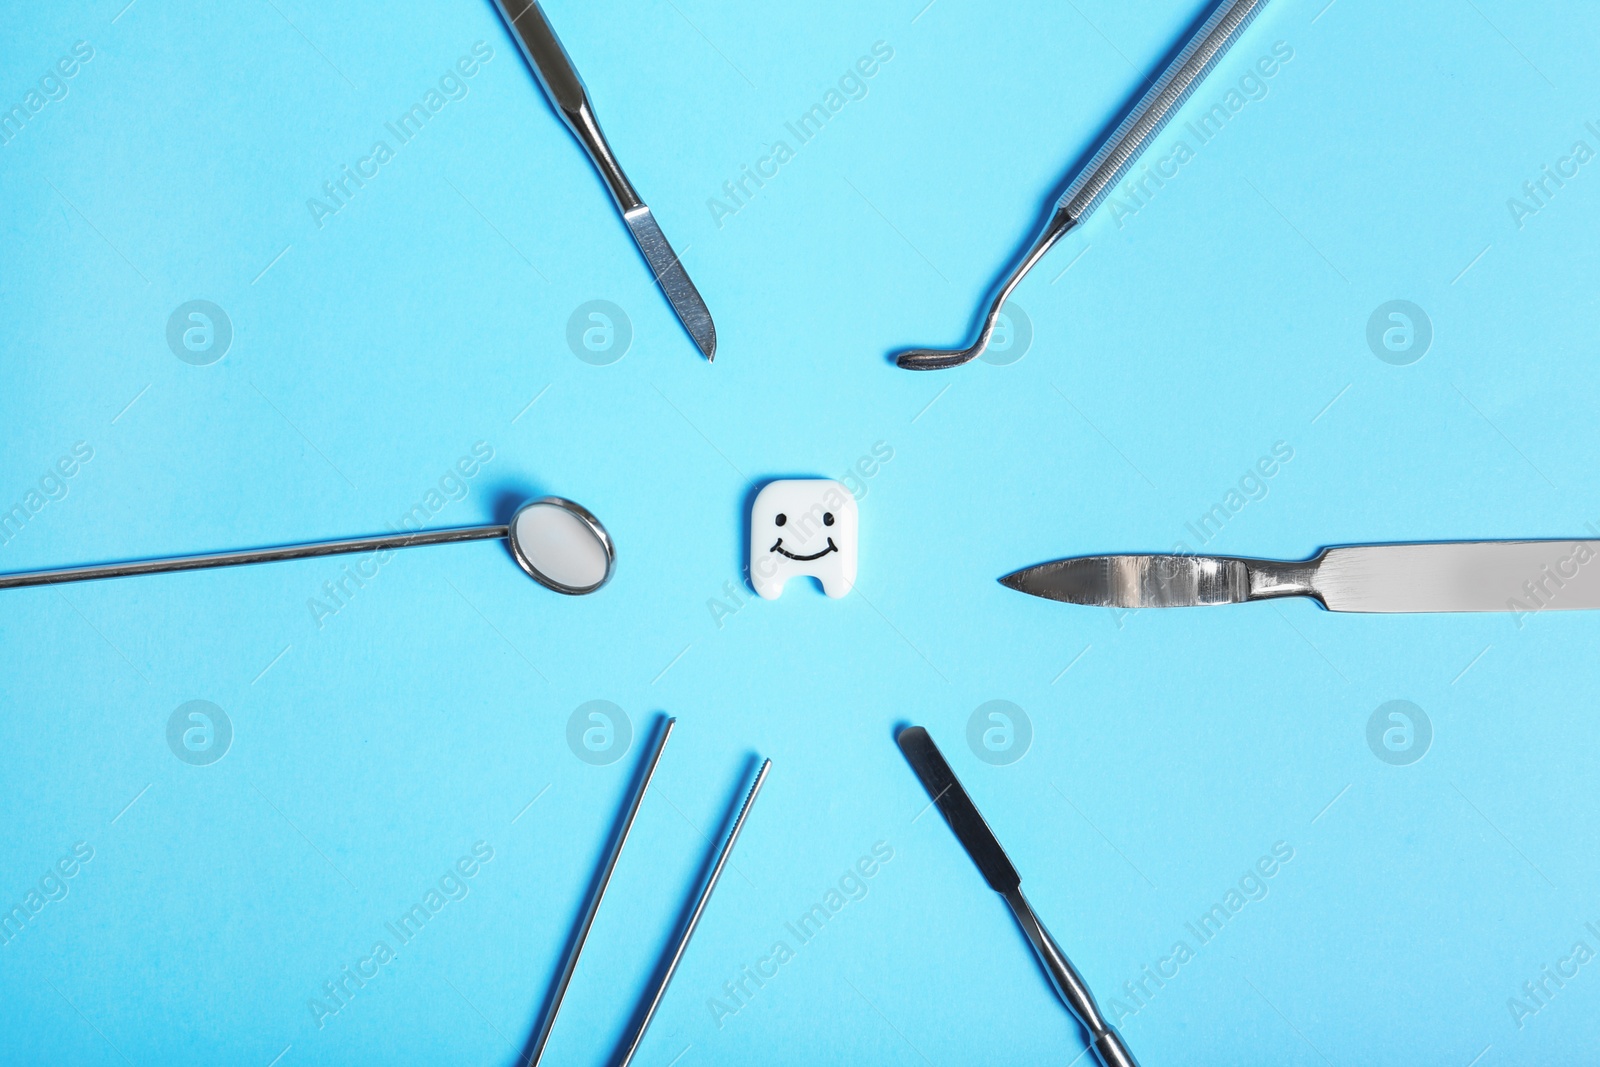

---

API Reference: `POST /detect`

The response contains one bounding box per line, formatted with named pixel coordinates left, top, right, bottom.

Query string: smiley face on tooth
left=771, top=511, right=838, bottom=562
left=750, top=479, right=858, bottom=599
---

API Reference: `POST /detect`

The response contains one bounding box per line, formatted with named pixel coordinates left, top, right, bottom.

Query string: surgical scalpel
left=493, top=0, right=716, bottom=361
left=897, top=0, right=1269, bottom=370
left=1001, top=540, right=1600, bottom=613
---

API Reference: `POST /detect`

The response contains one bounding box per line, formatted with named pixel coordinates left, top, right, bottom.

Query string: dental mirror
left=0, top=495, right=616, bottom=594
left=507, top=497, right=614, bottom=595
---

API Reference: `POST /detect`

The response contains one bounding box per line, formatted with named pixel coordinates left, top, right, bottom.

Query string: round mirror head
left=508, top=497, right=615, bottom=595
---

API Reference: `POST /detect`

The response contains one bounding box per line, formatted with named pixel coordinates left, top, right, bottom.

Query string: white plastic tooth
left=749, top=480, right=858, bottom=600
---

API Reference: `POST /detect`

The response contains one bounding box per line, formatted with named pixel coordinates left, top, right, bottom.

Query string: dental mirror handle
left=493, top=0, right=642, bottom=212
left=0, top=524, right=508, bottom=590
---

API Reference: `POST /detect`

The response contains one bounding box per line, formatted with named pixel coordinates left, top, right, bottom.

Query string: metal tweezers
left=524, top=717, right=769, bottom=1066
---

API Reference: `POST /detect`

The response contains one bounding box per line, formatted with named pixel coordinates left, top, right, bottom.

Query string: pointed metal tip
left=692, top=315, right=716, bottom=362
left=999, top=558, right=1103, bottom=605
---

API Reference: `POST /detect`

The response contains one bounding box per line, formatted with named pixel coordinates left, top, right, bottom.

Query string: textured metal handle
left=1058, top=0, right=1269, bottom=221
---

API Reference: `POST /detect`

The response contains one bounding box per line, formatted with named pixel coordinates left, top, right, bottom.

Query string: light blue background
left=3, top=0, right=1599, bottom=1064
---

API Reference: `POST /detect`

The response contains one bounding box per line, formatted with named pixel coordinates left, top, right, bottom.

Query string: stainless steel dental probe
left=896, top=0, right=1270, bottom=370
left=517, top=748, right=769, bottom=1067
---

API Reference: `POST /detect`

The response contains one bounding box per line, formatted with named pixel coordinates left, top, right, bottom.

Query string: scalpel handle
left=493, top=0, right=642, bottom=212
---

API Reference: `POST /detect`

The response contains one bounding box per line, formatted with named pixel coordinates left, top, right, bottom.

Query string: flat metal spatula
left=1001, top=541, right=1600, bottom=613
left=897, top=726, right=1139, bottom=1067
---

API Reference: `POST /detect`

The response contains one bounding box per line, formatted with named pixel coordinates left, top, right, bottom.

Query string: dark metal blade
left=897, top=726, right=1019, bottom=893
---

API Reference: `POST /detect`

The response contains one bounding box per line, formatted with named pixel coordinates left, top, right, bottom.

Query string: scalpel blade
left=624, top=205, right=716, bottom=361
